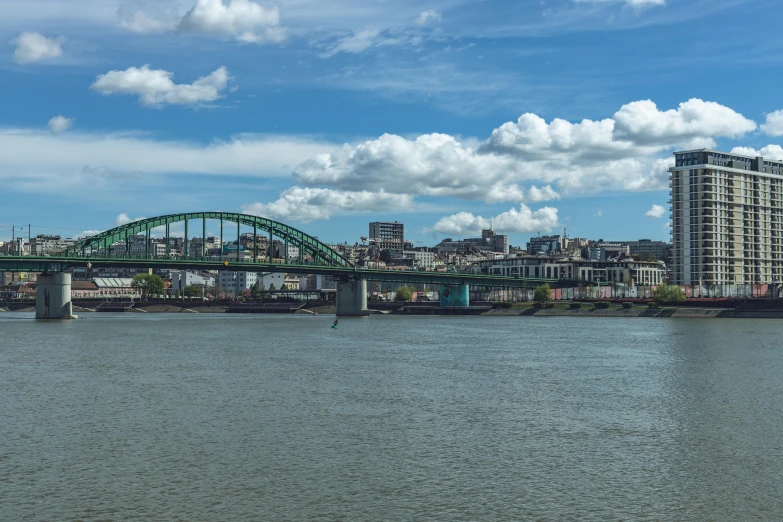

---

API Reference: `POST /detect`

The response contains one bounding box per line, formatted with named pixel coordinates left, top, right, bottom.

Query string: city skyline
left=2, top=0, right=783, bottom=246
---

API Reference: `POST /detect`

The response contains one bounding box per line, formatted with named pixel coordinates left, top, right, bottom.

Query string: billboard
left=439, top=285, right=470, bottom=307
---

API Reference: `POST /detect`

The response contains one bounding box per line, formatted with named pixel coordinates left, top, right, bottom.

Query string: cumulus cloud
left=115, top=213, right=146, bottom=226
left=731, top=145, right=783, bottom=162
left=294, top=98, right=750, bottom=202
left=178, top=0, right=285, bottom=43
left=761, top=110, right=783, bottom=137
left=91, top=65, right=231, bottom=107
left=242, top=187, right=414, bottom=222
left=612, top=99, right=756, bottom=145
left=11, top=32, right=64, bottom=64
left=413, top=10, right=441, bottom=25
left=645, top=204, right=666, bottom=218
left=525, top=185, right=560, bottom=203
left=433, top=205, right=559, bottom=236
left=48, top=115, right=73, bottom=134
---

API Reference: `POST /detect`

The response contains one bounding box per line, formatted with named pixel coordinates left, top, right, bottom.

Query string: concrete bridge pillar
left=36, top=273, right=76, bottom=319
left=336, top=279, right=369, bottom=316
left=439, top=284, right=470, bottom=307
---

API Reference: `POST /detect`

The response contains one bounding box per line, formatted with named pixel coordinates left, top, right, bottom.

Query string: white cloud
left=75, top=229, right=102, bottom=239
left=294, top=98, right=750, bottom=203
left=11, top=32, right=64, bottom=64
left=0, top=127, right=333, bottom=190
left=242, top=187, right=414, bottom=222
left=320, top=29, right=380, bottom=58
left=178, top=0, right=286, bottom=43
left=115, top=213, right=146, bottom=226
left=761, top=110, right=783, bottom=137
left=645, top=204, right=666, bottom=218
left=433, top=204, right=559, bottom=236
left=612, top=99, right=756, bottom=145
left=91, top=65, right=231, bottom=107
left=48, top=115, right=73, bottom=134
left=525, top=185, right=560, bottom=203
left=413, top=10, right=441, bottom=25
left=120, top=10, right=173, bottom=34
left=730, top=145, right=783, bottom=162
left=594, top=210, right=603, bottom=218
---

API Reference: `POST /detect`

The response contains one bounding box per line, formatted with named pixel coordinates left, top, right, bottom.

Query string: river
left=1, top=313, right=782, bottom=520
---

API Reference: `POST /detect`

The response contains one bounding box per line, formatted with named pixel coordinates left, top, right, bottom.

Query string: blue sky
left=2, top=0, right=783, bottom=247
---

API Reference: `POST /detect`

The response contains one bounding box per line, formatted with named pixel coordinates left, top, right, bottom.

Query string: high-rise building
left=669, top=149, right=783, bottom=285
left=369, top=221, right=404, bottom=250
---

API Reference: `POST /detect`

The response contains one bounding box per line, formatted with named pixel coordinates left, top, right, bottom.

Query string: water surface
left=2, top=314, right=782, bottom=520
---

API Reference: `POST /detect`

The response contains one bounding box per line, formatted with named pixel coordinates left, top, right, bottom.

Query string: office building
left=669, top=149, right=783, bottom=285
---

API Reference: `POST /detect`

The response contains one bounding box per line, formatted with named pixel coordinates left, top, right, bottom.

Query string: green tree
left=268, top=283, right=276, bottom=291
left=653, top=284, right=686, bottom=303
left=637, top=251, right=658, bottom=262
left=184, top=285, right=201, bottom=298
left=281, top=284, right=289, bottom=291
left=131, top=274, right=165, bottom=299
left=394, top=285, right=413, bottom=302
left=533, top=284, right=551, bottom=303
left=250, top=281, right=260, bottom=299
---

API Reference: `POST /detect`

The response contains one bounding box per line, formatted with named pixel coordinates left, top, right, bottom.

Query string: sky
left=2, top=0, right=783, bottom=247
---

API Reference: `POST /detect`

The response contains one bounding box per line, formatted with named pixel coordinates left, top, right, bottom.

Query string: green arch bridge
left=0, top=212, right=565, bottom=318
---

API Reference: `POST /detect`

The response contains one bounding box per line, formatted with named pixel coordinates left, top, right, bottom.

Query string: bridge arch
left=56, top=212, right=352, bottom=267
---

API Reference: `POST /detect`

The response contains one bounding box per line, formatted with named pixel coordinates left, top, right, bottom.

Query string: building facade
left=369, top=222, right=404, bottom=250
left=468, top=257, right=665, bottom=286
left=669, top=149, right=783, bottom=285
left=218, top=271, right=257, bottom=296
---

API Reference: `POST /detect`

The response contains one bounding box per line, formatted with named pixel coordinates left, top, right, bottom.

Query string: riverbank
left=3, top=302, right=783, bottom=318
left=483, top=306, right=783, bottom=319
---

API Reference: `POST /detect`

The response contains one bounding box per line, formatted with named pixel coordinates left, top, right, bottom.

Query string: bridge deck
left=0, top=256, right=567, bottom=288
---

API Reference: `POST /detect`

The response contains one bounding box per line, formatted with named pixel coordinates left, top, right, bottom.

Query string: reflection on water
left=1, top=314, right=782, bottom=520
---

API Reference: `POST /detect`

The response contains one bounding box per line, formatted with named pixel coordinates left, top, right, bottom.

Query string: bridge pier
left=439, top=284, right=470, bottom=307
left=336, top=279, right=369, bottom=317
left=36, top=273, right=76, bottom=319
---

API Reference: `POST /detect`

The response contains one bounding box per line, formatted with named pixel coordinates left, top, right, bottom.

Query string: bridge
left=0, top=212, right=560, bottom=319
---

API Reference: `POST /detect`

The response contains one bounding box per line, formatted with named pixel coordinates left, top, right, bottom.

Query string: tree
left=268, top=283, right=276, bottom=291
left=184, top=285, right=201, bottom=298
left=637, top=251, right=658, bottom=262
left=131, top=274, right=165, bottom=299
left=281, top=284, right=289, bottom=291
left=653, top=284, right=686, bottom=303
left=394, top=285, right=413, bottom=302
left=250, top=281, right=260, bottom=299
left=533, top=283, right=551, bottom=303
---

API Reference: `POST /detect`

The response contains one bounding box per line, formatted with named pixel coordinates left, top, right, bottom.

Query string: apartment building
left=669, top=149, right=783, bottom=285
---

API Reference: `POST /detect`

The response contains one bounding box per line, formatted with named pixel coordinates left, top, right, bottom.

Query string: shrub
left=544, top=302, right=555, bottom=309
left=652, top=284, right=686, bottom=303
left=648, top=301, right=661, bottom=309
left=570, top=302, right=583, bottom=309
left=622, top=302, right=633, bottom=309
left=533, top=284, right=551, bottom=303
left=394, top=286, right=413, bottom=302
left=533, top=302, right=544, bottom=308
left=594, top=301, right=611, bottom=309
